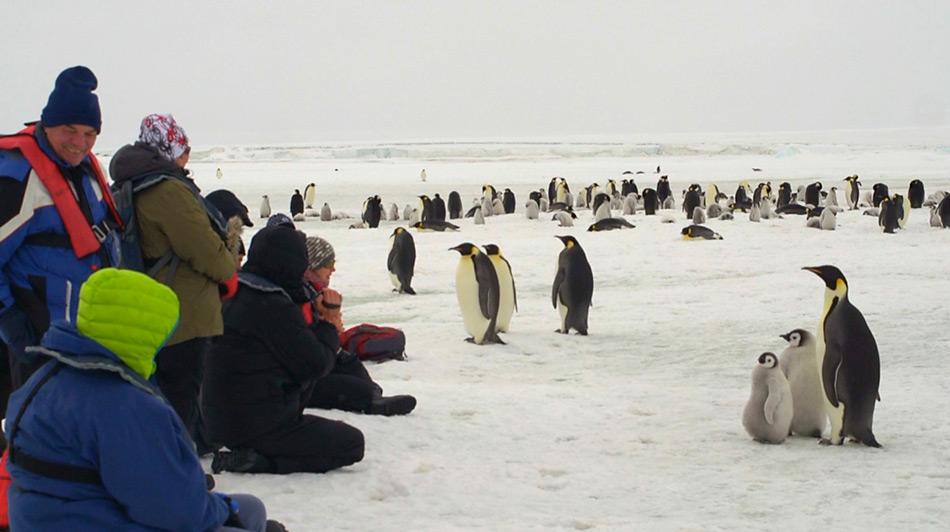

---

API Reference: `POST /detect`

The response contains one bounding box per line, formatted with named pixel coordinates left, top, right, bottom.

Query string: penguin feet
left=464, top=337, right=476, bottom=343
left=818, top=438, right=843, bottom=446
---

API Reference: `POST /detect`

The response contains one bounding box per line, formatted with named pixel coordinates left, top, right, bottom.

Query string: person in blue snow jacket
left=0, top=66, right=122, bottom=390
left=4, top=268, right=278, bottom=531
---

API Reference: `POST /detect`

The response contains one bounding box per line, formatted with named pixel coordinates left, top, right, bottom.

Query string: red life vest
left=0, top=125, right=121, bottom=259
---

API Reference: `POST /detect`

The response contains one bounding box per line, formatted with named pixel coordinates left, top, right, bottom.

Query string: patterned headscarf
left=305, top=236, right=335, bottom=270
left=138, top=113, right=190, bottom=161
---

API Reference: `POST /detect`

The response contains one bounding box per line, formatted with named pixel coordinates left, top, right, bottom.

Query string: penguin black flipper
left=473, top=254, right=502, bottom=343
left=822, top=337, right=844, bottom=409
left=552, top=267, right=565, bottom=309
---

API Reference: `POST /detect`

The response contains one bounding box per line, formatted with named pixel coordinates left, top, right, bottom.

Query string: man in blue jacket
left=4, top=268, right=280, bottom=531
left=0, top=65, right=122, bottom=390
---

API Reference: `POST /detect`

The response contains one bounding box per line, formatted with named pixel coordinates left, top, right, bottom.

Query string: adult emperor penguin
left=871, top=183, right=890, bottom=207
left=683, top=187, right=702, bottom=219
left=431, top=193, right=447, bottom=221
left=908, top=179, right=925, bottom=208
left=681, top=225, right=723, bottom=240
left=656, top=176, right=672, bottom=205
left=779, top=329, right=826, bottom=438
left=483, top=244, right=517, bottom=333
left=259, top=194, right=272, bottom=218
left=388, top=227, right=416, bottom=294
left=938, top=194, right=950, bottom=228
left=303, top=182, right=316, bottom=209
left=776, top=182, right=792, bottom=208
left=844, top=175, right=861, bottom=210
left=803, top=265, right=882, bottom=447
left=552, top=236, right=594, bottom=335
left=418, top=195, right=432, bottom=222
left=878, top=196, right=900, bottom=234
left=450, top=243, right=503, bottom=344
left=448, top=191, right=463, bottom=219
left=556, top=178, right=570, bottom=204
left=362, top=195, right=382, bottom=228
left=290, top=189, right=304, bottom=218
left=502, top=189, right=516, bottom=214
left=805, top=182, right=823, bottom=208
left=641, top=188, right=658, bottom=215
left=742, top=352, right=794, bottom=444
left=588, top=217, right=635, bottom=231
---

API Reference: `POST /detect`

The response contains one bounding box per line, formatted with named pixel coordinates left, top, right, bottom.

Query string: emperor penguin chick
left=742, top=352, right=794, bottom=444
left=483, top=244, right=517, bottom=333
left=779, top=329, right=826, bottom=438
left=450, top=243, right=503, bottom=345
left=552, top=236, right=594, bottom=335
left=387, top=227, right=416, bottom=294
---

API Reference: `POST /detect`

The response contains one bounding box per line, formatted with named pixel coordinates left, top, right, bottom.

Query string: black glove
left=336, top=349, right=358, bottom=366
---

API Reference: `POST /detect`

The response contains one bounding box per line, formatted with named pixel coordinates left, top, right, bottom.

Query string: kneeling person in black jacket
left=202, top=226, right=364, bottom=474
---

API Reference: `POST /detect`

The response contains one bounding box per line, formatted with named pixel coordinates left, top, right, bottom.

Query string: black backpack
left=111, top=175, right=180, bottom=280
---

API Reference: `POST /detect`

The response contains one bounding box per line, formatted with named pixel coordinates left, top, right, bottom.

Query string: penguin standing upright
left=389, top=202, right=400, bottom=221
left=431, top=193, right=447, bottom=221
left=779, top=329, right=826, bottom=438
left=320, top=202, right=332, bottom=221
left=362, top=195, right=382, bottom=228
left=525, top=200, right=540, bottom=219
left=803, top=265, right=882, bottom=447
left=303, top=183, right=316, bottom=209
left=450, top=243, right=503, bottom=345
left=483, top=244, right=517, bottom=333
left=705, top=184, right=720, bottom=210
left=259, top=195, right=272, bottom=219
left=742, top=352, right=794, bottom=444
left=825, top=186, right=839, bottom=207
left=552, top=236, right=594, bottom=335
left=777, top=182, right=792, bottom=208
left=642, top=188, right=658, bottom=215
left=418, top=195, right=432, bottom=222
left=387, top=227, right=416, bottom=294
left=938, top=194, right=950, bottom=228
left=656, top=176, right=671, bottom=206
left=502, top=189, right=516, bottom=214
left=683, top=187, right=701, bottom=219
left=908, top=179, right=925, bottom=208
left=290, top=190, right=304, bottom=218
left=844, top=175, right=861, bottom=210
left=805, top=182, right=823, bottom=207
left=878, top=196, right=900, bottom=233
left=448, top=191, right=463, bottom=219
left=556, top=179, right=570, bottom=204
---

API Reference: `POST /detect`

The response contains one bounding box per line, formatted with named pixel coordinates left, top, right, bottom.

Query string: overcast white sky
left=4, top=1, right=949, bottom=149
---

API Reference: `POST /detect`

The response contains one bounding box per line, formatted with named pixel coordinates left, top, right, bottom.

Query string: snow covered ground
left=125, top=128, right=950, bottom=531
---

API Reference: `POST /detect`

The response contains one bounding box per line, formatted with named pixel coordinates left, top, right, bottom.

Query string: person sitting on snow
left=3, top=268, right=282, bottom=531
left=203, top=226, right=365, bottom=474
left=301, top=236, right=416, bottom=416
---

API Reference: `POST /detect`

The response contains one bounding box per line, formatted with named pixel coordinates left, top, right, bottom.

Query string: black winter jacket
left=201, top=227, right=339, bottom=446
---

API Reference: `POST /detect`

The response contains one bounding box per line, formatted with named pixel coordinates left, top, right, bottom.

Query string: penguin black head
left=555, top=235, right=579, bottom=248
left=391, top=227, right=405, bottom=236
left=780, top=329, right=808, bottom=346
left=294, top=189, right=300, bottom=194
left=680, top=226, right=691, bottom=237
left=757, top=352, right=778, bottom=368
left=803, top=265, right=848, bottom=291
left=483, top=244, right=500, bottom=255
left=450, top=242, right=479, bottom=256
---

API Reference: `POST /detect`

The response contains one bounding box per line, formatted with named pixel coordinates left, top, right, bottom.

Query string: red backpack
left=339, top=324, right=407, bottom=363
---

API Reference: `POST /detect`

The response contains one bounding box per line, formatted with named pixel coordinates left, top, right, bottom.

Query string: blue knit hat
left=40, top=66, right=102, bottom=133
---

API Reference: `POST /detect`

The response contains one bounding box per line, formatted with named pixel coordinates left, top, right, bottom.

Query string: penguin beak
left=779, top=333, right=790, bottom=341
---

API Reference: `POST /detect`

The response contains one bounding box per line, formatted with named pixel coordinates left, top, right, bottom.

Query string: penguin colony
left=245, top=171, right=941, bottom=450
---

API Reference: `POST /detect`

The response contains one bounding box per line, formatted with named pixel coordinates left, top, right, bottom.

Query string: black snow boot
left=211, top=448, right=273, bottom=474
left=266, top=520, right=289, bottom=532
left=366, top=394, right=416, bottom=416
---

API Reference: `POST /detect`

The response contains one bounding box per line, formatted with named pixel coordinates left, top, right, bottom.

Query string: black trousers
left=306, top=355, right=382, bottom=413
left=155, top=337, right=211, bottom=442
left=247, top=414, right=365, bottom=474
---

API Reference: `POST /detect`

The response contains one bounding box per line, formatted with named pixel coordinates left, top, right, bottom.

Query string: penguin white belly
left=816, top=292, right=846, bottom=443
left=456, top=264, right=490, bottom=343
left=492, top=262, right=515, bottom=333
left=557, top=296, right=569, bottom=333
left=389, top=272, right=401, bottom=291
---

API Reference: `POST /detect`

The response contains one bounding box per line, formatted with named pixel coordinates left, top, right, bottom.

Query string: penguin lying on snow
left=412, top=220, right=460, bottom=232
left=742, top=352, right=793, bottom=444
left=450, top=243, right=503, bottom=345
left=387, top=227, right=416, bottom=294
left=587, top=218, right=635, bottom=231
left=803, top=265, right=882, bottom=447
left=552, top=211, right=574, bottom=227
left=552, top=236, right=594, bottom=335
left=681, top=225, right=723, bottom=240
